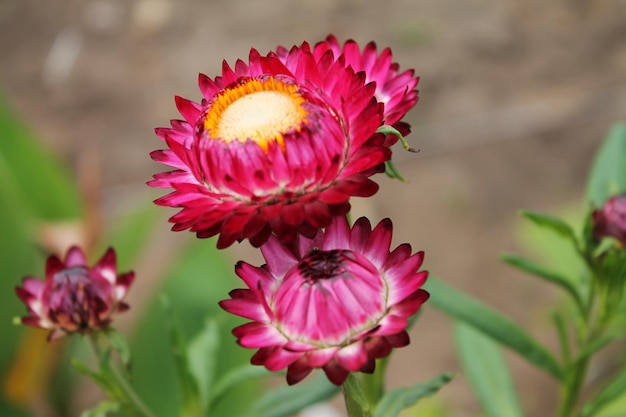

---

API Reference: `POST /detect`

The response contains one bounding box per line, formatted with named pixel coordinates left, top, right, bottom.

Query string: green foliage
left=0, top=94, right=82, bottom=416
left=581, top=365, right=626, bottom=417
left=372, top=373, right=454, bottom=417
left=245, top=373, right=339, bottom=417
left=425, top=277, right=563, bottom=380
left=80, top=401, right=121, bottom=417
left=186, top=319, right=219, bottom=413
left=128, top=238, right=263, bottom=417
left=501, top=254, right=584, bottom=313
left=103, top=328, right=133, bottom=374
left=0, top=94, right=81, bottom=221
left=162, top=297, right=203, bottom=417
left=209, top=365, right=275, bottom=408
left=585, top=123, right=626, bottom=207
left=520, top=211, right=578, bottom=247
left=455, top=323, right=522, bottom=417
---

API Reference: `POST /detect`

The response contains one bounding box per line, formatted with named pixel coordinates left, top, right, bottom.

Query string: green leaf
left=521, top=211, right=578, bottom=245
left=187, top=319, right=220, bottom=413
left=425, top=277, right=563, bottom=380
left=455, top=323, right=523, bottom=417
left=72, top=353, right=121, bottom=400
left=101, top=202, right=161, bottom=271
left=0, top=94, right=81, bottom=220
left=80, top=400, right=121, bottom=417
left=582, top=364, right=626, bottom=417
left=585, top=123, right=626, bottom=207
left=502, top=254, right=584, bottom=312
left=247, top=373, right=340, bottom=417
left=129, top=238, right=262, bottom=417
left=552, top=312, right=571, bottom=365
left=210, top=365, right=275, bottom=408
left=384, top=159, right=407, bottom=182
left=161, top=296, right=203, bottom=417
left=372, top=372, right=454, bottom=417
left=103, top=328, right=132, bottom=372
left=575, top=334, right=620, bottom=365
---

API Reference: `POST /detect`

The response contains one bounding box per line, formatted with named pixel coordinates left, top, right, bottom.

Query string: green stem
left=360, top=358, right=388, bottom=407
left=556, top=357, right=591, bottom=417
left=88, top=333, right=157, bottom=417
left=342, top=373, right=372, bottom=417
left=555, top=268, right=611, bottom=417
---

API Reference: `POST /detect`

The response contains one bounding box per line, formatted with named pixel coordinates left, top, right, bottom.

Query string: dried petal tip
left=15, top=246, right=134, bottom=341
left=593, top=194, right=626, bottom=247
left=220, top=215, right=429, bottom=385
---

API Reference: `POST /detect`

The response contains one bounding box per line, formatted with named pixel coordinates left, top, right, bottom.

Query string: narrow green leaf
left=585, top=123, right=626, bottom=207
left=210, top=365, right=275, bottom=408
left=425, top=277, right=563, bottom=380
left=384, top=160, right=407, bottom=182
left=161, top=297, right=202, bottom=417
left=502, top=254, right=584, bottom=313
left=575, top=334, right=621, bottom=365
left=521, top=210, right=578, bottom=244
left=247, top=373, right=340, bottom=417
left=372, top=372, right=454, bottom=417
left=102, top=203, right=160, bottom=270
left=104, top=328, right=132, bottom=372
left=80, top=400, right=121, bottom=417
left=552, top=312, right=571, bottom=366
left=187, top=319, right=220, bottom=412
left=0, top=94, right=81, bottom=220
left=72, top=358, right=105, bottom=384
left=71, top=354, right=120, bottom=399
left=582, top=364, right=626, bottom=417
left=129, top=238, right=262, bottom=417
left=455, top=323, right=523, bottom=417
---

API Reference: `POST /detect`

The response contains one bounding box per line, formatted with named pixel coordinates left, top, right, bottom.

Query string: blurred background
left=1, top=0, right=626, bottom=416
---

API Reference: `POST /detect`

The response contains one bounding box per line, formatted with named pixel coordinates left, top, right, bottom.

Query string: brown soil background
left=2, top=0, right=626, bottom=415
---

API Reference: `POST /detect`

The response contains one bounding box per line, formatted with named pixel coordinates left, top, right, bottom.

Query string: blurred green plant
left=0, top=93, right=82, bottom=417
left=426, top=122, right=626, bottom=417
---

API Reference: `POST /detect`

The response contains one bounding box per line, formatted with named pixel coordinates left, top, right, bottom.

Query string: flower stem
left=361, top=358, right=388, bottom=407
left=342, top=374, right=372, bottom=417
left=88, top=333, right=157, bottom=417
left=555, top=357, right=591, bottom=417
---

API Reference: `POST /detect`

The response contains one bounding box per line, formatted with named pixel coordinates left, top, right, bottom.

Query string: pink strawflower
left=149, top=37, right=418, bottom=248
left=219, top=216, right=429, bottom=385
left=310, top=35, right=419, bottom=131
left=15, top=246, right=134, bottom=341
left=593, top=194, right=626, bottom=247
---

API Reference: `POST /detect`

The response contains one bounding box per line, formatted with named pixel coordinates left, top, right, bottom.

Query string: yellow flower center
left=204, top=77, right=308, bottom=152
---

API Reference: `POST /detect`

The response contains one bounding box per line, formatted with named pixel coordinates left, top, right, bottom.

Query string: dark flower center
left=48, top=267, right=110, bottom=331
left=298, top=249, right=349, bottom=282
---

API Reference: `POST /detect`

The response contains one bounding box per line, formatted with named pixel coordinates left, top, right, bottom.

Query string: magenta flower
left=219, top=216, right=429, bottom=385
left=15, top=246, right=134, bottom=341
left=310, top=35, right=419, bottom=131
left=593, top=194, right=626, bottom=247
left=149, top=37, right=418, bottom=248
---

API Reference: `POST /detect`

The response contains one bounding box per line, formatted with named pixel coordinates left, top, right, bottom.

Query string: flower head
left=15, top=246, right=134, bottom=341
left=593, top=194, right=626, bottom=247
left=310, top=35, right=419, bottom=130
left=149, top=37, right=418, bottom=248
left=219, top=216, right=429, bottom=385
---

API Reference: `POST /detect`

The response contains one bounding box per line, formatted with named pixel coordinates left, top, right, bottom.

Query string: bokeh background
left=1, top=0, right=626, bottom=416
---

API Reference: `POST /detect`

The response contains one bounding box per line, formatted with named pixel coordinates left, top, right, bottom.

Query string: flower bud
left=592, top=194, right=626, bottom=247
left=15, top=246, right=134, bottom=341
